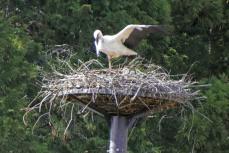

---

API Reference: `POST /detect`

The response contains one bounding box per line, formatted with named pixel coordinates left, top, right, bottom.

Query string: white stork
left=93, top=24, right=166, bottom=69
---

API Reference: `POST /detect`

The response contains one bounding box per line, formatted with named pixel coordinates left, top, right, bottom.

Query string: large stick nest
left=30, top=58, right=198, bottom=117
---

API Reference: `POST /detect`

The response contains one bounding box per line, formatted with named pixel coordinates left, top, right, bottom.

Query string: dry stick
left=50, top=64, right=65, bottom=76
left=63, top=103, right=70, bottom=123
left=48, top=93, right=57, bottom=124
left=91, top=112, right=95, bottom=122
left=23, top=105, right=39, bottom=126
left=77, top=59, right=90, bottom=71
left=58, top=89, right=67, bottom=107
left=91, top=89, right=96, bottom=103
left=85, top=59, right=104, bottom=68
left=32, top=112, right=49, bottom=134
left=59, top=101, right=71, bottom=109
left=83, top=111, right=90, bottom=118
left=128, top=119, right=138, bottom=140
left=191, top=138, right=196, bottom=153
left=118, top=96, right=128, bottom=106
left=138, top=97, right=151, bottom=111
left=27, top=90, right=43, bottom=108
left=158, top=115, right=167, bottom=132
left=188, top=109, right=195, bottom=141
left=130, top=83, right=143, bottom=102
left=193, top=106, right=212, bottom=123
left=39, top=92, right=52, bottom=112
left=80, top=99, right=93, bottom=113
left=72, top=95, right=104, bottom=117
left=111, top=84, right=119, bottom=107
left=57, top=58, right=75, bottom=72
left=64, top=104, right=75, bottom=137
left=178, top=106, right=188, bottom=130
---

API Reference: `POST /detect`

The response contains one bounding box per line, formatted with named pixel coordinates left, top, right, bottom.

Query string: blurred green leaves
left=0, top=0, right=228, bottom=152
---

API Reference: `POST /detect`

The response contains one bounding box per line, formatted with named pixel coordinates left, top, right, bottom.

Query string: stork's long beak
left=94, top=41, right=100, bottom=57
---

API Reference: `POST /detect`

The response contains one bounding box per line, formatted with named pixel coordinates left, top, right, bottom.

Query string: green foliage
left=175, top=76, right=229, bottom=153
left=170, top=0, right=228, bottom=77
left=0, top=18, right=44, bottom=153
left=0, top=0, right=228, bottom=152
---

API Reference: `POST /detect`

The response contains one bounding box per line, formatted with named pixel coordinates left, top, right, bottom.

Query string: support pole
left=108, top=116, right=129, bottom=153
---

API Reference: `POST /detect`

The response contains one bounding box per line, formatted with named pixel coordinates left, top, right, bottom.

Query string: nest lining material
left=34, top=59, right=198, bottom=116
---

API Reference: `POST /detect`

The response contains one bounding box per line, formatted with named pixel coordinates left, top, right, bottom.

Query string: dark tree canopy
left=0, top=0, right=228, bottom=152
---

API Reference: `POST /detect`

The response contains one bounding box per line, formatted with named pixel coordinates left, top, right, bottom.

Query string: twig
left=32, top=112, right=49, bottom=134
left=64, top=104, right=75, bottom=137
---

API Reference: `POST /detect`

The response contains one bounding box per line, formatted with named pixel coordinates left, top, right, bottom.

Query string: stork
left=92, top=24, right=166, bottom=69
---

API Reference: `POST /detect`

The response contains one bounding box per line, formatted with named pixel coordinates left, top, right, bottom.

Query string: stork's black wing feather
left=123, top=25, right=165, bottom=49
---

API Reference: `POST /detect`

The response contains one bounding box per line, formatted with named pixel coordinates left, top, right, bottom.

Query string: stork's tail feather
left=121, top=49, right=138, bottom=56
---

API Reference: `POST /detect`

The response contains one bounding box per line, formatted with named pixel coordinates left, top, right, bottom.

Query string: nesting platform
left=40, top=61, right=196, bottom=117
left=24, top=59, right=199, bottom=153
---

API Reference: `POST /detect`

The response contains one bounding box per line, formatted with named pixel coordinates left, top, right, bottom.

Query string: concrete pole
left=108, top=116, right=129, bottom=153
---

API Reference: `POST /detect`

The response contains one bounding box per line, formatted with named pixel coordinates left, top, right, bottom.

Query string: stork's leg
left=108, top=55, right=112, bottom=70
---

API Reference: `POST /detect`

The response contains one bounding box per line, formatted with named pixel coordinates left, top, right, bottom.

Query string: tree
left=0, top=18, right=45, bottom=153
left=0, top=0, right=228, bottom=152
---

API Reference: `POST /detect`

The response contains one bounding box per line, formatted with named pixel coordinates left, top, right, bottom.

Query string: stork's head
left=93, top=30, right=103, bottom=40
left=93, top=30, right=103, bottom=56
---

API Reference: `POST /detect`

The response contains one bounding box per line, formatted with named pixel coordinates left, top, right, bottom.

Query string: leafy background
left=0, top=0, right=228, bottom=153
